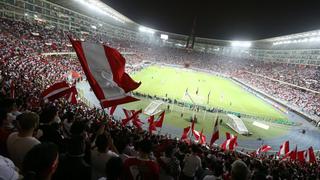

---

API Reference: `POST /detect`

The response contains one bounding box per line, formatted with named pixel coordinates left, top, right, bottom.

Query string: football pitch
left=132, top=65, right=285, bottom=120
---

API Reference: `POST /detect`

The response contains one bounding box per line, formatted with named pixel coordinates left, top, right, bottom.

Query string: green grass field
left=132, top=65, right=285, bottom=120
left=121, top=65, right=291, bottom=140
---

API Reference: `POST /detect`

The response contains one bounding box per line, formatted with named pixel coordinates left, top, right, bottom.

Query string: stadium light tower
left=231, top=41, right=252, bottom=48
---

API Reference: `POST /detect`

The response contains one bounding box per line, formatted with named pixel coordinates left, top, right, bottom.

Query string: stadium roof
left=48, top=0, right=320, bottom=47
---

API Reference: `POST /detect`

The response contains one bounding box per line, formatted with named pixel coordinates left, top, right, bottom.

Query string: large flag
left=256, top=145, right=272, bottom=155
left=278, top=141, right=289, bottom=156
left=221, top=136, right=238, bottom=151
left=154, top=111, right=165, bottom=128
left=70, top=38, right=141, bottom=108
left=41, top=81, right=70, bottom=101
left=210, top=119, right=219, bottom=146
left=305, top=146, right=317, bottom=163
left=181, top=126, right=191, bottom=140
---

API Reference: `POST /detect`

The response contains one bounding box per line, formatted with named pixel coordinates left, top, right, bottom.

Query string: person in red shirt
left=123, top=139, right=160, bottom=180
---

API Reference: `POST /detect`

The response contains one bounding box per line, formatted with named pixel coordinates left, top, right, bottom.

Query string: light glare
left=231, top=41, right=252, bottom=47
left=160, top=34, right=168, bottom=40
left=139, top=26, right=155, bottom=34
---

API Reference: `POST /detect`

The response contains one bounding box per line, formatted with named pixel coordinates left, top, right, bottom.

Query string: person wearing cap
left=7, top=112, right=40, bottom=169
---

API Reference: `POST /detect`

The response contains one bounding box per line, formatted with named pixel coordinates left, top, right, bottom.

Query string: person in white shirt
left=0, top=155, right=20, bottom=180
left=7, top=112, right=40, bottom=168
left=91, top=133, right=119, bottom=180
left=181, top=145, right=202, bottom=180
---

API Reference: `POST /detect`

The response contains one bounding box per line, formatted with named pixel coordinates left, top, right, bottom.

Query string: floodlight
left=91, top=25, right=97, bottom=29
left=74, top=0, right=125, bottom=23
left=160, top=34, right=168, bottom=40
left=24, top=13, right=28, bottom=16
left=231, top=41, right=251, bottom=47
left=139, top=26, right=155, bottom=34
left=34, top=14, right=38, bottom=18
left=99, top=23, right=103, bottom=27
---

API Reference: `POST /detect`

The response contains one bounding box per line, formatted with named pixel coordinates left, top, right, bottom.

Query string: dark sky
left=103, top=0, right=320, bottom=40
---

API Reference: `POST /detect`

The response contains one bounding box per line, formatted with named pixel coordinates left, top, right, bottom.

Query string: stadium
left=0, top=0, right=319, bottom=179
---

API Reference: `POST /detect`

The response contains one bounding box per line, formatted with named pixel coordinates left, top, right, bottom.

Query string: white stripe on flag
left=43, top=87, right=70, bottom=99
left=226, top=139, right=231, bottom=149
left=81, top=42, right=126, bottom=100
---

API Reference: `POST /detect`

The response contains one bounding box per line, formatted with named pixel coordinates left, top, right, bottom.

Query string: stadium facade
left=2, top=0, right=320, bottom=66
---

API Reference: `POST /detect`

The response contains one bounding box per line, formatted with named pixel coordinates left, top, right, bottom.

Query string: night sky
left=103, top=0, right=320, bottom=40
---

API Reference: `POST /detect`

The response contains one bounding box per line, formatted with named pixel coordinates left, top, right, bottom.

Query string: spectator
left=6, top=112, right=40, bottom=168
left=123, top=139, right=160, bottom=180
left=53, top=135, right=91, bottom=180
left=91, top=133, right=119, bottom=179
left=158, top=145, right=181, bottom=180
left=98, top=156, right=124, bottom=180
left=231, top=160, right=250, bottom=180
left=38, top=106, right=64, bottom=151
left=181, top=145, right=202, bottom=180
left=22, top=143, right=59, bottom=180
left=0, top=108, right=11, bottom=156
left=0, top=155, right=20, bottom=180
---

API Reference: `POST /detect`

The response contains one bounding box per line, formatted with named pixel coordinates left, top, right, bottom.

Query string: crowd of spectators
left=0, top=17, right=319, bottom=180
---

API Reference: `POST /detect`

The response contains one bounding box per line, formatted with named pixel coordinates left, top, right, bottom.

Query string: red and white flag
left=121, top=109, right=143, bottom=129
left=290, top=145, right=297, bottom=161
left=297, top=150, right=305, bottom=162
left=154, top=111, right=165, bottom=128
left=282, top=145, right=297, bottom=160
left=226, top=132, right=235, bottom=139
left=109, top=106, right=117, bottom=116
left=256, top=145, right=272, bottom=155
left=181, top=126, right=191, bottom=140
left=65, top=86, right=78, bottom=104
left=226, top=132, right=238, bottom=146
left=305, top=146, right=317, bottom=163
left=190, top=119, right=200, bottom=140
left=221, top=136, right=238, bottom=151
left=210, top=119, right=219, bottom=146
left=41, top=81, right=70, bottom=101
left=199, top=129, right=206, bottom=145
left=148, top=115, right=157, bottom=134
left=278, top=140, right=289, bottom=156
left=70, top=38, right=141, bottom=108
left=192, top=129, right=200, bottom=141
